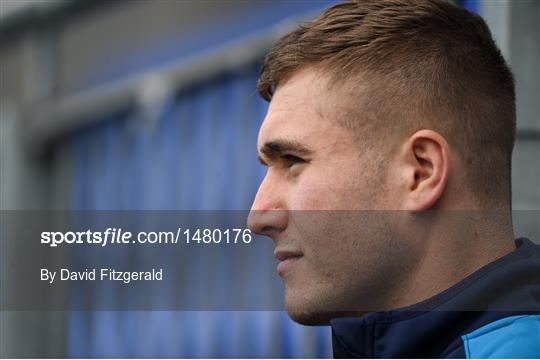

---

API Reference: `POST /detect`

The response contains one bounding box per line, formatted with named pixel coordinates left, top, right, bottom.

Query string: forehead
left=258, top=68, right=347, bottom=148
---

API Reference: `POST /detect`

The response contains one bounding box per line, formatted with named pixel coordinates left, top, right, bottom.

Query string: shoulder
left=461, top=314, right=540, bottom=358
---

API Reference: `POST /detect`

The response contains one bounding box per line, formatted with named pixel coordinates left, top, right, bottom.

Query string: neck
left=388, top=210, right=516, bottom=309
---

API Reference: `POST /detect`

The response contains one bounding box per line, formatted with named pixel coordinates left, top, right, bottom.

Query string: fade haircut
left=258, top=0, right=516, bottom=208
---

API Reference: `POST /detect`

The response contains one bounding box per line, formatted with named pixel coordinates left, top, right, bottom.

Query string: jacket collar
left=330, top=238, right=539, bottom=358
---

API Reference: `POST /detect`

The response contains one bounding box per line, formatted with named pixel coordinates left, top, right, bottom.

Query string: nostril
left=260, top=225, right=274, bottom=234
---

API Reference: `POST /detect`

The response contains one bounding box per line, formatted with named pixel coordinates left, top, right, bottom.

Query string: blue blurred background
left=1, top=0, right=538, bottom=357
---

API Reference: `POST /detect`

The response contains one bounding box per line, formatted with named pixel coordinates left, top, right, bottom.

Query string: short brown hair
left=258, top=0, right=516, bottom=208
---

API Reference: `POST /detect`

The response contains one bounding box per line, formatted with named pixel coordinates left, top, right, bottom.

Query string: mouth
left=274, top=249, right=303, bottom=275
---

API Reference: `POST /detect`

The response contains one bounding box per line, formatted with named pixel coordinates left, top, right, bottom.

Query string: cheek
left=291, top=167, right=376, bottom=210
left=290, top=182, right=326, bottom=210
left=287, top=212, right=409, bottom=311
left=301, top=212, right=364, bottom=265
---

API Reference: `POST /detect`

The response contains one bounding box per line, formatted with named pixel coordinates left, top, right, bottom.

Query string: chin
left=284, top=289, right=330, bottom=325
left=286, top=307, right=334, bottom=325
left=287, top=306, right=367, bottom=325
left=284, top=287, right=370, bottom=325
left=284, top=293, right=359, bottom=325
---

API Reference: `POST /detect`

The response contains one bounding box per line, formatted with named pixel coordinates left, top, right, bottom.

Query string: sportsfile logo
left=40, top=228, right=252, bottom=247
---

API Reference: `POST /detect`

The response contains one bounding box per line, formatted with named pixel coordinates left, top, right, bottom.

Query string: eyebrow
left=258, top=139, right=313, bottom=164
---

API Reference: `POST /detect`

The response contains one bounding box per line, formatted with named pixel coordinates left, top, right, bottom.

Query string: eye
left=281, top=154, right=306, bottom=167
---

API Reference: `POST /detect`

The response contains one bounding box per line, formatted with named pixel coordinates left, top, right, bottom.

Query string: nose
left=247, top=175, right=288, bottom=237
left=247, top=209, right=288, bottom=237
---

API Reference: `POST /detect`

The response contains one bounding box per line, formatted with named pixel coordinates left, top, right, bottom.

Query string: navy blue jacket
left=331, top=238, right=540, bottom=358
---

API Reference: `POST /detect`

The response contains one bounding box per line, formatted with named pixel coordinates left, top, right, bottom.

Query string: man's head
left=247, top=0, right=516, bottom=324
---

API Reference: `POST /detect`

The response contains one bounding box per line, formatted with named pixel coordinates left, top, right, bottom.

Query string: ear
left=399, top=129, right=452, bottom=211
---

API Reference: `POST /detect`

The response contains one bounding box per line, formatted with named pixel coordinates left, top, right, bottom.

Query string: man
left=247, top=0, right=540, bottom=358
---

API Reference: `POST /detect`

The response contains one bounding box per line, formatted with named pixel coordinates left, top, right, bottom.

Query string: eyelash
left=281, top=154, right=305, bottom=167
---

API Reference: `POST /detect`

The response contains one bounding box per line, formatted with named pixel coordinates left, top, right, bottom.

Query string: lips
left=274, top=249, right=303, bottom=275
